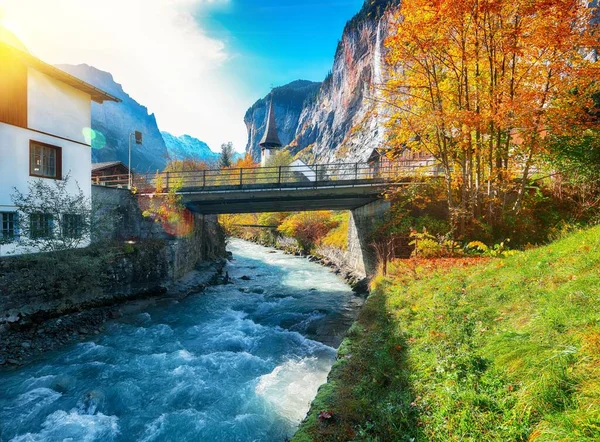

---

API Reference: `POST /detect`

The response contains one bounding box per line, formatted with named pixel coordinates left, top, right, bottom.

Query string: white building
left=0, top=35, right=120, bottom=256
left=289, top=159, right=316, bottom=182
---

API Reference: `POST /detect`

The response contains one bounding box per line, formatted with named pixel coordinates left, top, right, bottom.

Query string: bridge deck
left=96, top=161, right=439, bottom=214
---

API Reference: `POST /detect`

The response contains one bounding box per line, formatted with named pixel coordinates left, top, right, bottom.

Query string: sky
left=0, top=0, right=364, bottom=152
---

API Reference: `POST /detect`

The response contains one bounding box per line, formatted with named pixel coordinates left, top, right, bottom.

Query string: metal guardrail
left=95, top=160, right=441, bottom=193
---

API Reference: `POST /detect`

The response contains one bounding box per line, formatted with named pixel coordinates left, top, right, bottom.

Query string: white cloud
left=0, top=0, right=250, bottom=152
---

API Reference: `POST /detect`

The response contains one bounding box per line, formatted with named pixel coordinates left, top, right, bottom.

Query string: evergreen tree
left=219, top=142, right=234, bottom=169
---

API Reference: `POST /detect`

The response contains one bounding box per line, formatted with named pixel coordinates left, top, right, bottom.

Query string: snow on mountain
left=161, top=132, right=219, bottom=164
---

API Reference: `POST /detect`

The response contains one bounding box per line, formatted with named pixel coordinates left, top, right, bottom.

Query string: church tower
left=259, top=94, right=282, bottom=166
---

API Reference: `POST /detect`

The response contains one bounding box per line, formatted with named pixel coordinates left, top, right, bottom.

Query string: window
left=30, top=213, right=53, bottom=239
left=1, top=212, right=17, bottom=240
left=62, top=214, right=83, bottom=239
left=30, top=141, right=61, bottom=179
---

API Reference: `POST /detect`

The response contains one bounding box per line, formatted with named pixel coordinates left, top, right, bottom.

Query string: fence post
left=166, top=172, right=170, bottom=191
left=203, top=169, right=206, bottom=188
left=278, top=166, right=282, bottom=185
left=239, top=168, right=243, bottom=186
left=355, top=163, right=358, bottom=181
left=314, top=164, right=319, bottom=185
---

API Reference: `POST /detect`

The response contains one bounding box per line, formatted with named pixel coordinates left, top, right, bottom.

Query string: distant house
left=0, top=36, right=120, bottom=256
left=289, top=159, right=316, bottom=182
left=92, top=161, right=130, bottom=187
left=368, top=147, right=437, bottom=176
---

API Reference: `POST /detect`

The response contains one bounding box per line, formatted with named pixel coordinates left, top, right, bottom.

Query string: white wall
left=27, top=69, right=92, bottom=145
left=0, top=122, right=92, bottom=256
left=290, top=159, right=316, bottom=182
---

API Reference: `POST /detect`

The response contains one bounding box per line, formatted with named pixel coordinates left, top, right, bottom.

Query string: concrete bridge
left=131, top=161, right=437, bottom=214
left=114, top=160, right=438, bottom=276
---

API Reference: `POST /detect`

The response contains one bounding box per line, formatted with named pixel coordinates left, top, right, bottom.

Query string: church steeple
left=259, top=95, right=282, bottom=149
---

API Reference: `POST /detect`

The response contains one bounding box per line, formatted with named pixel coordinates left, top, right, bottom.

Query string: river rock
left=51, top=374, right=76, bottom=393
left=0, top=356, right=5, bottom=365
left=21, top=341, right=31, bottom=349
left=240, top=275, right=252, bottom=281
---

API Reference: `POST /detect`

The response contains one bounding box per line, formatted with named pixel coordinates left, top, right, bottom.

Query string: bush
left=321, top=212, right=349, bottom=250
left=278, top=211, right=338, bottom=253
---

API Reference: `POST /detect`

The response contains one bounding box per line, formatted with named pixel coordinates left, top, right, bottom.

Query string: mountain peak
left=161, top=131, right=219, bottom=163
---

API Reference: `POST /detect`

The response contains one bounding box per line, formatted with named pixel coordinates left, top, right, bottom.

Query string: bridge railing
left=129, top=160, right=441, bottom=193
left=92, top=174, right=130, bottom=188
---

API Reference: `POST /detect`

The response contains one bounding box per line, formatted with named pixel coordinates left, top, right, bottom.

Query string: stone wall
left=92, top=185, right=163, bottom=241
left=0, top=186, right=226, bottom=326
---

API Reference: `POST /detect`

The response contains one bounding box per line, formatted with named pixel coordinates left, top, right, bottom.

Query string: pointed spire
left=259, top=94, right=282, bottom=149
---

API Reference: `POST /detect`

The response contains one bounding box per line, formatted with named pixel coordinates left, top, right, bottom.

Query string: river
left=0, top=239, right=364, bottom=441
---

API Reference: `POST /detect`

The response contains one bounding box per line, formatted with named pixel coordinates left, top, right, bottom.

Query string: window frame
left=62, top=213, right=83, bottom=239
left=29, top=213, right=54, bottom=239
left=29, top=140, right=62, bottom=180
left=1, top=212, right=18, bottom=241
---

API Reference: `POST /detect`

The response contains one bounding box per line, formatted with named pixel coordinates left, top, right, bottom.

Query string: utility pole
left=128, top=131, right=143, bottom=190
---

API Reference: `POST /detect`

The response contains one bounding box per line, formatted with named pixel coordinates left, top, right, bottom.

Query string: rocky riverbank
left=0, top=261, right=227, bottom=369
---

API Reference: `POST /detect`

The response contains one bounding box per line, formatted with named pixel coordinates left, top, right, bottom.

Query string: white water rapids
left=0, top=239, right=364, bottom=441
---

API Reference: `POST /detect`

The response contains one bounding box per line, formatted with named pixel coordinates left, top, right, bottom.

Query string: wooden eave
left=1, top=42, right=121, bottom=104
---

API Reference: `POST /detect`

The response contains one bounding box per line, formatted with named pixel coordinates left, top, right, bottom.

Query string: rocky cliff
left=57, top=64, right=170, bottom=172
left=244, top=80, right=321, bottom=162
left=245, top=0, right=399, bottom=164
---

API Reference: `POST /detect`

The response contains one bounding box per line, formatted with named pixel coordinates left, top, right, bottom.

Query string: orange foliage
left=383, top=0, right=600, bottom=232
left=164, top=159, right=211, bottom=172
left=278, top=211, right=338, bottom=252
left=232, top=153, right=258, bottom=169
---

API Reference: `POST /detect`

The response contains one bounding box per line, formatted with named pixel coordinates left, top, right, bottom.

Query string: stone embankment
left=0, top=261, right=227, bottom=368
left=0, top=186, right=227, bottom=369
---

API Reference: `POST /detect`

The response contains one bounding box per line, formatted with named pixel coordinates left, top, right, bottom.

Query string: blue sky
left=197, top=0, right=365, bottom=101
left=1, top=0, right=366, bottom=151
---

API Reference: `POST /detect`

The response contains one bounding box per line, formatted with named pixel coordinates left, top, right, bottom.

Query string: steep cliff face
left=57, top=64, right=169, bottom=172
left=244, top=80, right=321, bottom=162
left=245, top=0, right=399, bottom=164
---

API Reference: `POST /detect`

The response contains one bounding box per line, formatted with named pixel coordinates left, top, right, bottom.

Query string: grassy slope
left=293, top=226, right=600, bottom=441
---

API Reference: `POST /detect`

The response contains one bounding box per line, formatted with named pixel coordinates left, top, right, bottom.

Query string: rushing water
left=0, top=239, right=364, bottom=441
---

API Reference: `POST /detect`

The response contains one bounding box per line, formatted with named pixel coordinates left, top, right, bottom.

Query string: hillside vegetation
left=293, top=226, right=600, bottom=441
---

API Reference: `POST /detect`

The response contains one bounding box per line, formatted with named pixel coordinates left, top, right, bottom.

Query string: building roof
left=368, top=147, right=392, bottom=162
left=0, top=42, right=121, bottom=104
left=92, top=161, right=128, bottom=172
left=259, top=97, right=282, bottom=149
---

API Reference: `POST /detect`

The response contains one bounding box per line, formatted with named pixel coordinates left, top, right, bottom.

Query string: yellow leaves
left=382, top=0, right=600, bottom=226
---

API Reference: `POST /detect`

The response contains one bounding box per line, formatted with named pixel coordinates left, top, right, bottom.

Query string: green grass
left=293, top=226, right=600, bottom=441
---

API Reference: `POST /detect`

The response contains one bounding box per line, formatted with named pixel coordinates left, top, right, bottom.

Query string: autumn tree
left=139, top=174, right=194, bottom=237
left=232, top=153, right=258, bottom=169
left=278, top=211, right=338, bottom=253
left=164, top=159, right=211, bottom=172
left=382, top=0, right=600, bottom=236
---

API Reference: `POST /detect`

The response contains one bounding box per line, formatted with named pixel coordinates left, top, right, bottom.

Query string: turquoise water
left=0, top=239, right=363, bottom=441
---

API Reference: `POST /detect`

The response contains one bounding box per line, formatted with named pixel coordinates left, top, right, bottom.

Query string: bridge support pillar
left=349, top=199, right=391, bottom=277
